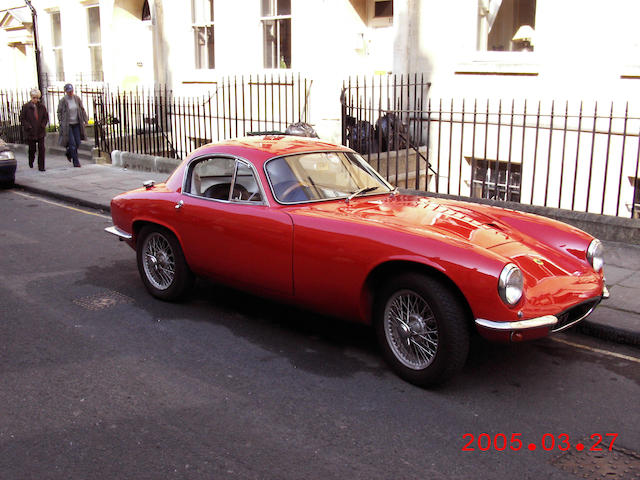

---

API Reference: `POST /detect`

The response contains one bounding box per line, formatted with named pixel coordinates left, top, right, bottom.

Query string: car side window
left=234, top=163, right=262, bottom=202
left=189, top=157, right=262, bottom=203
left=190, top=157, right=236, bottom=200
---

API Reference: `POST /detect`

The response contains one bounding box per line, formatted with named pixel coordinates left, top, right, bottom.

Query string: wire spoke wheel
left=142, top=232, right=176, bottom=291
left=375, top=273, right=470, bottom=387
left=384, top=289, right=439, bottom=370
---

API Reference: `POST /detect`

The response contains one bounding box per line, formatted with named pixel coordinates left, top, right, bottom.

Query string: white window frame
left=477, top=0, right=536, bottom=53
left=369, top=0, right=393, bottom=28
left=470, top=158, right=521, bottom=202
left=50, top=10, right=64, bottom=81
left=456, top=0, right=538, bottom=75
left=192, top=0, right=215, bottom=70
left=261, top=0, right=292, bottom=69
left=85, top=4, right=103, bottom=81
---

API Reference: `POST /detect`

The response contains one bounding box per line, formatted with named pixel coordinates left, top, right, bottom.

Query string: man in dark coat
left=20, top=88, right=49, bottom=171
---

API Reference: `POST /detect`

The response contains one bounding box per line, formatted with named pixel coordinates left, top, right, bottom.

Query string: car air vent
left=485, top=222, right=505, bottom=231
left=552, top=299, right=600, bottom=332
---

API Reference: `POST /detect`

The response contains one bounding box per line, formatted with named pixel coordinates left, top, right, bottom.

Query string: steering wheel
left=246, top=191, right=261, bottom=202
left=279, top=181, right=311, bottom=202
left=203, top=183, right=249, bottom=201
left=230, top=184, right=250, bottom=200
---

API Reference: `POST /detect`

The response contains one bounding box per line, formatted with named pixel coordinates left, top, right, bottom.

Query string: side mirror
left=143, top=180, right=155, bottom=190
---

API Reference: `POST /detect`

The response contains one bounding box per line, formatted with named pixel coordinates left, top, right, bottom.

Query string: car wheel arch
left=361, top=260, right=474, bottom=327
left=132, top=220, right=186, bottom=254
left=135, top=223, right=195, bottom=301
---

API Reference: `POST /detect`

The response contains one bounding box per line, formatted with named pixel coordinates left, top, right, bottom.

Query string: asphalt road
left=1, top=188, right=639, bottom=480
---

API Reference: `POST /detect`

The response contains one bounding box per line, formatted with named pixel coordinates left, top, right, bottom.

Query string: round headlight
left=498, top=263, right=524, bottom=306
left=586, top=239, right=604, bottom=272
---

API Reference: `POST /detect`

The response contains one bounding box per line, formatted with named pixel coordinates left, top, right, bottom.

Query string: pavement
left=8, top=145, right=640, bottom=348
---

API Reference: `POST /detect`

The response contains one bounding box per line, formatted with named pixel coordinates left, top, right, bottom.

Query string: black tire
left=0, top=178, right=14, bottom=189
left=374, top=273, right=470, bottom=387
left=136, top=225, right=194, bottom=301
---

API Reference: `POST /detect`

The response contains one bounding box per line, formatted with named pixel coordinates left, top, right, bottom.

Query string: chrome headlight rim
left=586, top=239, right=604, bottom=272
left=498, top=263, right=524, bottom=307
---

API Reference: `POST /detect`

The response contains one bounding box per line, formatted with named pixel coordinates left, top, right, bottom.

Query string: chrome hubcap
left=384, top=290, right=438, bottom=370
left=142, top=233, right=175, bottom=290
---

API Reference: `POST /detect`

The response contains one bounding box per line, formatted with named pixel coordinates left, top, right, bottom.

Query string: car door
left=173, top=156, right=294, bottom=296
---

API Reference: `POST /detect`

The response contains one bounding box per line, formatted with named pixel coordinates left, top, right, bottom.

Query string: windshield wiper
left=346, top=186, right=380, bottom=203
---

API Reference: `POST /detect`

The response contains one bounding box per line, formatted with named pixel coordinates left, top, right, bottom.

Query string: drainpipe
left=24, top=0, right=43, bottom=94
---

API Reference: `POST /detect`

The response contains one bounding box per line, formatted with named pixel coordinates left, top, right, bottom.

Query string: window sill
left=621, top=65, right=640, bottom=79
left=368, top=17, right=393, bottom=28
left=455, top=52, right=539, bottom=76
left=182, top=69, right=217, bottom=85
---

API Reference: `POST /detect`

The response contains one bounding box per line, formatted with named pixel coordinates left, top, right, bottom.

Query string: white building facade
left=3, top=0, right=639, bottom=108
left=1, top=0, right=639, bottom=216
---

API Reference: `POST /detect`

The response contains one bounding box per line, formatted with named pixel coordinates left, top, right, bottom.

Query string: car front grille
left=552, top=298, right=601, bottom=332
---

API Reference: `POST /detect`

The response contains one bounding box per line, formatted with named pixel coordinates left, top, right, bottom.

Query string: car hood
left=291, top=194, right=525, bottom=248
left=287, top=194, right=596, bottom=284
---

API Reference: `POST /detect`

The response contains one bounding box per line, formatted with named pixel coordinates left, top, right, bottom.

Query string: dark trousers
left=67, top=124, right=82, bottom=167
left=28, top=137, right=46, bottom=171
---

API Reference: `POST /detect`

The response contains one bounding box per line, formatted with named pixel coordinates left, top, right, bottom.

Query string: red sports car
left=106, top=136, right=608, bottom=386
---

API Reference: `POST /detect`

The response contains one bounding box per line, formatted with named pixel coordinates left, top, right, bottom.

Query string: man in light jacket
left=57, top=83, right=88, bottom=168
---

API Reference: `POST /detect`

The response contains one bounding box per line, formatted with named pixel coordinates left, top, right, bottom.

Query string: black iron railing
left=342, top=75, right=640, bottom=219
left=93, top=74, right=312, bottom=159
left=0, top=83, right=102, bottom=143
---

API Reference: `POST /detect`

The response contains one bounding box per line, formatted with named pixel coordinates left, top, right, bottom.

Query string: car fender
left=359, top=254, right=477, bottom=326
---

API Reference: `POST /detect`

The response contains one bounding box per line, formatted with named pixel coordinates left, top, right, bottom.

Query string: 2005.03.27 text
left=462, top=433, right=618, bottom=452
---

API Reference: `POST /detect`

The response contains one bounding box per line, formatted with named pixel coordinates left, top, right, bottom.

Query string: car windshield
left=266, top=151, right=393, bottom=203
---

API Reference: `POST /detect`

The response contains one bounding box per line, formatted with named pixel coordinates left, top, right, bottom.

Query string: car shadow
left=189, top=278, right=386, bottom=380
left=80, top=260, right=637, bottom=392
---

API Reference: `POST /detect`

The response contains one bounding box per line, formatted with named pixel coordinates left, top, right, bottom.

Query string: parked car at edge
left=106, top=136, right=607, bottom=386
left=0, top=138, right=16, bottom=187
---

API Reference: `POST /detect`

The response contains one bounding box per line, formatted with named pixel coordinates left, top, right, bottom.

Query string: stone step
left=45, top=134, right=94, bottom=162
left=47, top=145, right=93, bottom=162
left=44, top=135, right=93, bottom=150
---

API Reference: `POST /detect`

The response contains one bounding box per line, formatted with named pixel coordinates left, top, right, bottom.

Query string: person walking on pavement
left=57, top=83, right=88, bottom=168
left=19, top=88, right=49, bottom=171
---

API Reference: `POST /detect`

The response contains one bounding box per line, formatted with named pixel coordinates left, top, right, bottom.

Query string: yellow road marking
left=551, top=337, right=640, bottom=363
left=12, top=190, right=110, bottom=219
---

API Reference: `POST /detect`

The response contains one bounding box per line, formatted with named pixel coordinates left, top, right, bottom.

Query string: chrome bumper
left=475, top=315, right=558, bottom=331
left=476, top=287, right=608, bottom=333
left=105, top=225, right=132, bottom=241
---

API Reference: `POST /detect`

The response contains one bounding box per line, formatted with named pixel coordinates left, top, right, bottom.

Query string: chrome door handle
left=175, top=200, right=184, bottom=209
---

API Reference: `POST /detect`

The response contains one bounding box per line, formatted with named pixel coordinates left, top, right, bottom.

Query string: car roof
left=187, top=135, right=352, bottom=167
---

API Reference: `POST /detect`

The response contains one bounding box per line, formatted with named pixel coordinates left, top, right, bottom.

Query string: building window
left=477, top=0, right=536, bottom=52
left=370, top=0, right=393, bottom=27
left=50, top=11, right=64, bottom=81
left=142, top=0, right=151, bottom=21
left=86, top=6, right=103, bottom=81
left=471, top=159, right=521, bottom=202
left=261, top=0, right=291, bottom=69
left=192, top=0, right=214, bottom=69
left=374, top=0, right=393, bottom=17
